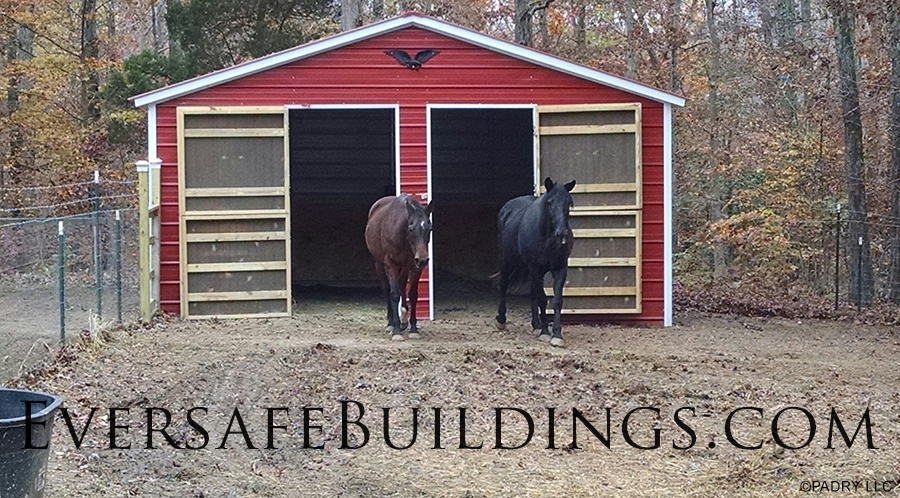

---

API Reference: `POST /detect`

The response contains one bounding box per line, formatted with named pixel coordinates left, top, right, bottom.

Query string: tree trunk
left=625, top=0, right=636, bottom=79
left=515, top=0, right=533, bottom=46
left=4, top=20, right=35, bottom=187
left=798, top=0, right=811, bottom=41
left=669, top=0, right=681, bottom=92
left=669, top=0, right=681, bottom=251
left=573, top=1, right=586, bottom=52
left=341, top=0, right=361, bottom=32
left=107, top=0, right=116, bottom=42
left=776, top=0, right=798, bottom=124
left=776, top=0, right=796, bottom=46
left=705, top=0, right=730, bottom=275
left=81, top=0, right=101, bottom=122
left=827, top=0, right=874, bottom=305
left=151, top=0, right=169, bottom=53
left=889, top=2, right=900, bottom=303
left=372, top=0, right=384, bottom=19
left=537, top=6, right=549, bottom=50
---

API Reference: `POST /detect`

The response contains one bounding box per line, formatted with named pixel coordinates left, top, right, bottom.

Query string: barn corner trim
left=130, top=14, right=686, bottom=109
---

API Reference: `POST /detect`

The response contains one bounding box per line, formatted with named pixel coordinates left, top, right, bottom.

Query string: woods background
left=1, top=0, right=898, bottom=321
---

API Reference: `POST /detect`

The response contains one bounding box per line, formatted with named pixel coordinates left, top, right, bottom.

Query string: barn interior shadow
left=288, top=108, right=392, bottom=320
left=430, top=107, right=535, bottom=323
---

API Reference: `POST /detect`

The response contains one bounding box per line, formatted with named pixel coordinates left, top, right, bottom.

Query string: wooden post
left=136, top=160, right=151, bottom=322
left=149, top=157, right=161, bottom=317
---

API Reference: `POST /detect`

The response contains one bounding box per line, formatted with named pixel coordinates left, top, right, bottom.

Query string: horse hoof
left=550, top=337, right=565, bottom=347
left=385, top=325, right=394, bottom=332
left=408, top=332, right=421, bottom=339
left=391, top=334, right=405, bottom=342
left=399, top=322, right=409, bottom=332
left=538, top=334, right=551, bottom=342
left=495, top=319, right=506, bottom=331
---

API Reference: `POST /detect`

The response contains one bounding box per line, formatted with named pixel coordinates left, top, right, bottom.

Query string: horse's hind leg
left=531, top=270, right=550, bottom=341
left=398, top=268, right=409, bottom=332
left=495, top=265, right=510, bottom=330
left=376, top=263, right=393, bottom=331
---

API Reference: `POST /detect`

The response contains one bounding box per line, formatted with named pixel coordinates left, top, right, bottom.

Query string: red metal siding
left=155, top=26, right=667, bottom=324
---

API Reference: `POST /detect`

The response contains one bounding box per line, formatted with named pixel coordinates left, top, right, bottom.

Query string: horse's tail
left=489, top=265, right=529, bottom=293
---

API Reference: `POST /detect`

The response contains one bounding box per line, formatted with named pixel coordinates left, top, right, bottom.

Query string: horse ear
left=544, top=177, right=554, bottom=192
left=564, top=180, right=576, bottom=192
left=405, top=198, right=417, bottom=217
left=425, top=201, right=434, bottom=216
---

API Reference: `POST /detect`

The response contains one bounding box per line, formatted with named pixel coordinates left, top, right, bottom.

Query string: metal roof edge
left=131, top=13, right=686, bottom=108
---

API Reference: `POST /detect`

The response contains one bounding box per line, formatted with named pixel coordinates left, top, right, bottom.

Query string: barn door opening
left=429, top=106, right=535, bottom=317
left=288, top=107, right=397, bottom=299
left=178, top=107, right=291, bottom=319
left=537, top=104, right=643, bottom=315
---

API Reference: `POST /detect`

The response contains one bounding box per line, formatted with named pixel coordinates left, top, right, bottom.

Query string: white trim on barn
left=425, top=105, right=434, bottom=321
left=130, top=14, right=686, bottom=109
left=147, top=104, right=157, bottom=160
left=663, top=103, right=673, bottom=327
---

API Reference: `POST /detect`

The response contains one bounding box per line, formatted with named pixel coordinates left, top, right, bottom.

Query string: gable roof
left=131, top=12, right=686, bottom=108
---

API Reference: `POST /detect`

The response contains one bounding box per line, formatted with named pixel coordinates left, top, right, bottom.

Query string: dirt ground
left=0, top=277, right=139, bottom=384
left=7, top=288, right=900, bottom=497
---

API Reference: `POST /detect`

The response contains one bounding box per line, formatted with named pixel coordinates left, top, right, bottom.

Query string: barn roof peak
left=131, top=13, right=686, bottom=108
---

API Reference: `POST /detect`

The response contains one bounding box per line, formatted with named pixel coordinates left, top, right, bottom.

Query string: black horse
left=494, top=177, right=576, bottom=347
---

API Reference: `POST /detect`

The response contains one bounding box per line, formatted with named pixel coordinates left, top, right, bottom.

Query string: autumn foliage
left=1, top=0, right=898, bottom=319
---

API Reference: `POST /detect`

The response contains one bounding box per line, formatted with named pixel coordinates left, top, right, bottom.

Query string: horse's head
left=406, top=199, right=434, bottom=270
left=542, top=177, right=576, bottom=248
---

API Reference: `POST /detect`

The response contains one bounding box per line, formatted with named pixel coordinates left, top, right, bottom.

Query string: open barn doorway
left=288, top=107, right=397, bottom=308
left=429, top=106, right=535, bottom=319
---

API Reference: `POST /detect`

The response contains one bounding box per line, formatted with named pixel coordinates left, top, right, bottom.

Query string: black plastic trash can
left=0, top=388, right=63, bottom=498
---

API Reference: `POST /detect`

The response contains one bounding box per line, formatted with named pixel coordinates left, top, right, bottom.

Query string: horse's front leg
left=408, top=267, right=424, bottom=338
left=385, top=266, right=405, bottom=341
left=549, top=266, right=567, bottom=347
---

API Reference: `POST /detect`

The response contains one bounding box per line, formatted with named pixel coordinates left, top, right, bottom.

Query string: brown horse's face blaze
left=407, top=201, right=433, bottom=270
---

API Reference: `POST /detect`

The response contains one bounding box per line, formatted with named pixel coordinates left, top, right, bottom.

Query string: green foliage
left=166, top=0, right=337, bottom=75
left=98, top=50, right=195, bottom=146
left=99, top=50, right=196, bottom=109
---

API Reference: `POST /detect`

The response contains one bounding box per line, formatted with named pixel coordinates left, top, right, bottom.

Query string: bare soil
left=7, top=290, right=900, bottom=497
left=0, top=276, right=139, bottom=384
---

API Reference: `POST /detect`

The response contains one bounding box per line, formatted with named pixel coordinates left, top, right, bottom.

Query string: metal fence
left=0, top=176, right=139, bottom=384
left=674, top=202, right=900, bottom=317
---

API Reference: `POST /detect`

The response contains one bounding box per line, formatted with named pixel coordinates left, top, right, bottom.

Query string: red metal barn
left=131, top=13, right=685, bottom=326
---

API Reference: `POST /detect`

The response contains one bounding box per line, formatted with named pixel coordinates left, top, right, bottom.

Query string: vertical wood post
left=137, top=160, right=151, bottom=322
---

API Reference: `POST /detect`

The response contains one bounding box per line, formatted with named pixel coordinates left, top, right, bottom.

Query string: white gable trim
left=132, top=15, right=685, bottom=108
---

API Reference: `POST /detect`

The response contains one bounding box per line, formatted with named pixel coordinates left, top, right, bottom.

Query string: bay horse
left=494, top=177, right=576, bottom=347
left=365, top=194, right=433, bottom=341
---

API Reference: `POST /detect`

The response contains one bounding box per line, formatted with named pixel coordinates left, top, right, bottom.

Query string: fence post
left=93, top=170, right=102, bottom=322
left=116, top=209, right=122, bottom=324
left=835, top=204, right=840, bottom=311
left=58, top=220, right=65, bottom=343
left=137, top=161, right=151, bottom=322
